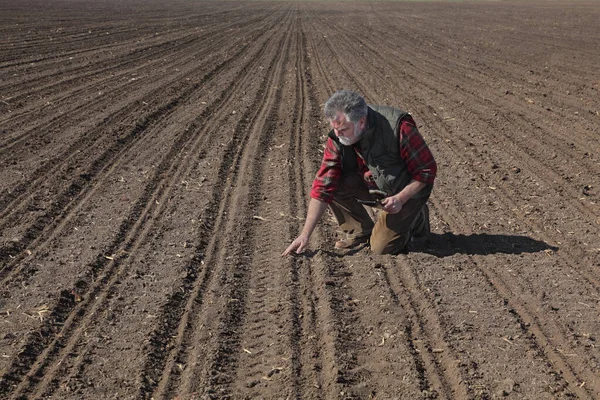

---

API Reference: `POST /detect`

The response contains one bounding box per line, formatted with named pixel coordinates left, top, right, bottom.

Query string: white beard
left=338, top=136, right=354, bottom=146
left=338, top=123, right=365, bottom=146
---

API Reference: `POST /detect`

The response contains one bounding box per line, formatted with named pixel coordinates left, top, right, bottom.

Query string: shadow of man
left=414, top=232, right=558, bottom=257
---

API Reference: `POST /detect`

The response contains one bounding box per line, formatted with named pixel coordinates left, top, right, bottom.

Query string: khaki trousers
left=329, top=173, right=430, bottom=255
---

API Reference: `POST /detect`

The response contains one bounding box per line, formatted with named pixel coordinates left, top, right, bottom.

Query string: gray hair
left=323, top=90, right=368, bottom=124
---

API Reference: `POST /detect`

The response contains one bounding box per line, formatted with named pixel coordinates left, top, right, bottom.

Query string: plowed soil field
left=1, top=1, right=599, bottom=399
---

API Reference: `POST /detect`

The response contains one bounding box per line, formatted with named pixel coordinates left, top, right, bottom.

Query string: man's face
left=330, top=112, right=366, bottom=146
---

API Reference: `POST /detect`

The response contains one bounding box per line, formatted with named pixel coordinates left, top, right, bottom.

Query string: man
left=282, top=90, right=436, bottom=256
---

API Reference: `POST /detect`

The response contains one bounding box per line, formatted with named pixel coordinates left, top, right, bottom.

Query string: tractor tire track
left=0, top=15, right=263, bottom=157
left=304, top=6, right=596, bottom=397
left=304, top=13, right=467, bottom=397
left=307, top=6, right=600, bottom=292
left=423, top=120, right=598, bottom=397
left=166, top=13, right=295, bottom=399
left=326, top=15, right=600, bottom=230
left=0, top=10, right=286, bottom=398
left=0, top=12, right=265, bottom=134
left=2, top=2, right=599, bottom=398
left=283, top=17, right=329, bottom=399
left=135, top=8, right=294, bottom=399
left=0, top=16, right=278, bottom=283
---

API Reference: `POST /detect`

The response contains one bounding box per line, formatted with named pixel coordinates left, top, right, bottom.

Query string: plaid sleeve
left=310, top=137, right=342, bottom=203
left=399, top=117, right=437, bottom=184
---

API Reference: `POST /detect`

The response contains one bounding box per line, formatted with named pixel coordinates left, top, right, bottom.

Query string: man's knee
left=370, top=237, right=402, bottom=255
left=370, top=244, right=388, bottom=255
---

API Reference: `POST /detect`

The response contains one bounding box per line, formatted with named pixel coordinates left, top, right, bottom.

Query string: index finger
left=282, top=243, right=296, bottom=257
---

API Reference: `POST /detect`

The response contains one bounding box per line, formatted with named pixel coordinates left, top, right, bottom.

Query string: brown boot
left=335, top=234, right=370, bottom=249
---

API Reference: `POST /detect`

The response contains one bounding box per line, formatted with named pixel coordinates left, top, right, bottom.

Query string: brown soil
left=1, top=1, right=599, bottom=399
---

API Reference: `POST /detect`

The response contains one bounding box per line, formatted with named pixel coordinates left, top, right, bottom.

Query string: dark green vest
left=328, top=105, right=432, bottom=198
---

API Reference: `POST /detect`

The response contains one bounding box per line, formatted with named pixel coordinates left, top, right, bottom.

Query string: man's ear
left=360, top=116, right=367, bottom=129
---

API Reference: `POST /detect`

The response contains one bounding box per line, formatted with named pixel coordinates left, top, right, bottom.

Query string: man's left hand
left=381, top=195, right=404, bottom=214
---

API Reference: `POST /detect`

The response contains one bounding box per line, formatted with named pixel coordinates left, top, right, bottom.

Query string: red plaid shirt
left=310, top=115, right=436, bottom=204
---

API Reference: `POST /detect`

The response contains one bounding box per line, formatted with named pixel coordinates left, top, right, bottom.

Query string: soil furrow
left=0, top=13, right=265, bottom=128
left=305, top=22, right=460, bottom=397
left=0, top=96, right=180, bottom=281
left=32, top=43, right=285, bottom=395
left=200, top=98, right=287, bottom=399
left=309, top=10, right=599, bottom=213
left=0, top=31, right=199, bottom=105
left=423, top=135, right=598, bottom=397
left=297, top=16, right=368, bottom=399
left=0, top=16, right=260, bottom=156
left=22, top=10, right=285, bottom=397
left=436, top=206, right=593, bottom=398
left=302, top=7, right=598, bottom=397
left=2, top=2, right=599, bottom=398
left=1, top=86, right=217, bottom=399
left=305, top=11, right=600, bottom=294
left=0, top=14, right=283, bottom=398
left=285, top=18, right=341, bottom=399
left=394, top=99, right=598, bottom=295
left=386, top=258, right=469, bottom=399
left=361, top=13, right=600, bottom=149
left=0, top=11, right=249, bottom=78
left=302, top=13, right=453, bottom=398
left=0, top=5, right=252, bottom=67
left=391, top=38, right=600, bottom=227
left=426, top=112, right=600, bottom=291
left=415, top=76, right=600, bottom=392
left=284, top=17, right=324, bottom=399
left=0, top=19, right=277, bottom=280
left=287, top=20, right=310, bottom=399
left=135, top=9, right=292, bottom=399
left=174, top=13, right=296, bottom=398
